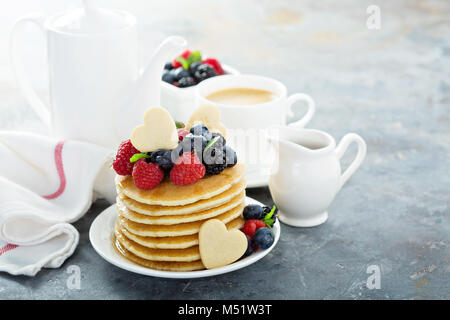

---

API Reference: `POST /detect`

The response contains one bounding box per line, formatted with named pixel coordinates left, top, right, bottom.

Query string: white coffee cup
left=195, top=74, right=316, bottom=181
left=196, top=74, right=315, bottom=130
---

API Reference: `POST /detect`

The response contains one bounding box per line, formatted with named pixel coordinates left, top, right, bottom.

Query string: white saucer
left=89, top=196, right=280, bottom=279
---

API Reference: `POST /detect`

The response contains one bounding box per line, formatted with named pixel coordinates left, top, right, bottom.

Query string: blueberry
left=189, top=62, right=202, bottom=74
left=223, top=145, right=237, bottom=167
left=173, top=67, right=190, bottom=81
left=211, top=132, right=226, bottom=145
left=162, top=70, right=175, bottom=83
left=203, top=146, right=224, bottom=166
left=204, top=163, right=226, bottom=175
left=243, top=204, right=264, bottom=220
left=164, top=62, right=174, bottom=70
left=180, top=134, right=207, bottom=159
left=194, top=64, right=217, bottom=82
left=253, top=227, right=274, bottom=250
left=203, top=135, right=224, bottom=162
left=178, top=76, right=196, bottom=88
left=150, top=149, right=173, bottom=171
left=243, top=235, right=254, bottom=257
left=190, top=124, right=212, bottom=141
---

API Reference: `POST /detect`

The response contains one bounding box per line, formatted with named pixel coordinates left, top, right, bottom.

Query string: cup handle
left=335, top=133, right=367, bottom=188
left=10, top=13, right=51, bottom=127
left=286, top=93, right=315, bottom=128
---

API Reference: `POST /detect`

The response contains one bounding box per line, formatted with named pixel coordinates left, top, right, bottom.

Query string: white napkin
left=0, top=131, right=115, bottom=276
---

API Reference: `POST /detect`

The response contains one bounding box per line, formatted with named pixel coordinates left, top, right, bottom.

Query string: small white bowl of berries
left=160, top=49, right=239, bottom=122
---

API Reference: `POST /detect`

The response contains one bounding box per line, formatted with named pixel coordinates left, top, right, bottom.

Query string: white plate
left=89, top=196, right=280, bottom=279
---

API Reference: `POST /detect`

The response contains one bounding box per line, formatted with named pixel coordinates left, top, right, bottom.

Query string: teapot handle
left=10, top=13, right=51, bottom=128
left=335, top=133, right=367, bottom=188
left=286, top=93, right=315, bottom=128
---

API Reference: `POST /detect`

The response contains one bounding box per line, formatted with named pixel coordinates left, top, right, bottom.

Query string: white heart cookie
left=131, top=107, right=179, bottom=152
left=186, top=105, right=227, bottom=138
left=199, top=219, right=247, bottom=269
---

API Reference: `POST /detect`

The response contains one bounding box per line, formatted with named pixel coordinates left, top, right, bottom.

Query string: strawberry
left=170, top=152, right=205, bottom=185
left=132, top=159, right=164, bottom=190
left=178, top=129, right=189, bottom=141
left=112, top=139, right=140, bottom=175
left=202, top=58, right=224, bottom=75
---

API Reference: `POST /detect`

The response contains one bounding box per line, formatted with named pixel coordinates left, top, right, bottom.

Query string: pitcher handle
left=10, top=13, right=51, bottom=127
left=335, top=133, right=367, bottom=188
left=286, top=93, right=315, bottom=128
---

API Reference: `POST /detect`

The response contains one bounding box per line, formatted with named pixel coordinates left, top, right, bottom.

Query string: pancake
left=115, top=238, right=205, bottom=271
left=118, top=178, right=246, bottom=216
left=115, top=224, right=200, bottom=262
left=118, top=190, right=245, bottom=225
left=118, top=202, right=245, bottom=237
left=118, top=215, right=245, bottom=249
left=116, top=163, right=245, bottom=206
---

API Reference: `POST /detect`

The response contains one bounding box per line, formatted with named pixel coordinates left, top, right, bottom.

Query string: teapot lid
left=49, top=0, right=135, bottom=35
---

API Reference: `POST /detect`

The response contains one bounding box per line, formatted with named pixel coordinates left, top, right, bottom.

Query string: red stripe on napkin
left=0, top=243, right=19, bottom=256
left=42, top=141, right=66, bottom=200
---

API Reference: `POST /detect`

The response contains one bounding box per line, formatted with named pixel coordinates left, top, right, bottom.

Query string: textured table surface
left=0, top=0, right=449, bottom=300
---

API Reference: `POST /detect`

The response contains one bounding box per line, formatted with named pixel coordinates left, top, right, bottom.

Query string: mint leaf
left=264, top=205, right=277, bottom=220
left=262, top=205, right=277, bottom=229
left=129, top=153, right=150, bottom=163
left=187, top=50, right=202, bottom=65
left=264, top=218, right=275, bottom=229
left=206, top=136, right=219, bottom=148
left=175, top=121, right=184, bottom=129
left=176, top=56, right=189, bottom=69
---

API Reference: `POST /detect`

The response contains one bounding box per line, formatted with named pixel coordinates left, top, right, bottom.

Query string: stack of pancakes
left=114, top=163, right=246, bottom=271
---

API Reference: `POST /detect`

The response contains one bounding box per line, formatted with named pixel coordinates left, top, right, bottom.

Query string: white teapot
left=10, top=1, right=186, bottom=149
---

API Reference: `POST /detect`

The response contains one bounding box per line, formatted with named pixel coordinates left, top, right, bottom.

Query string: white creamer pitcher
left=267, top=126, right=367, bottom=227
left=10, top=2, right=186, bottom=149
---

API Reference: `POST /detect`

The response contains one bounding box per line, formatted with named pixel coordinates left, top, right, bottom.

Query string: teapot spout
left=115, top=36, right=186, bottom=142
left=139, top=35, right=187, bottom=107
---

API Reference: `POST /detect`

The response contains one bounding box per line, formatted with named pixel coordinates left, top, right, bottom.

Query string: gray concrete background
left=0, top=0, right=449, bottom=299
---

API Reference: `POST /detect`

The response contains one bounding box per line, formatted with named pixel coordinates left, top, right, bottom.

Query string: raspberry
left=170, top=152, right=205, bottom=185
left=202, top=58, right=224, bottom=75
left=172, top=50, right=191, bottom=68
left=249, top=219, right=266, bottom=229
left=242, top=220, right=266, bottom=238
left=178, top=129, right=189, bottom=141
left=180, top=50, right=192, bottom=59
left=242, top=221, right=257, bottom=238
left=112, top=140, right=140, bottom=175
left=132, top=159, right=164, bottom=190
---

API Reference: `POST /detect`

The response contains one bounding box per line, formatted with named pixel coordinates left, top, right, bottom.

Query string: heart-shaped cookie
left=131, top=107, right=179, bottom=152
left=186, top=105, right=227, bottom=138
left=199, top=219, right=247, bottom=269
